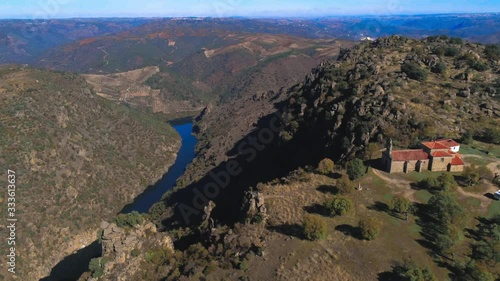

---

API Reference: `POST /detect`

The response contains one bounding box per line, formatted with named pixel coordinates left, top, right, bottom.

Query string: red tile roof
left=421, top=141, right=449, bottom=150
left=436, top=139, right=460, bottom=148
left=451, top=155, right=464, bottom=166
left=421, top=139, right=460, bottom=150
left=392, top=149, right=429, bottom=161
left=431, top=151, right=454, bottom=157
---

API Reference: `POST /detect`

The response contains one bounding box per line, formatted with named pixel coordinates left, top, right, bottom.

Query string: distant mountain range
left=0, top=14, right=498, bottom=66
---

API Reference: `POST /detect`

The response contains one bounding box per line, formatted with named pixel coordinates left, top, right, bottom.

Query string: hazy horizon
left=1, top=0, right=499, bottom=19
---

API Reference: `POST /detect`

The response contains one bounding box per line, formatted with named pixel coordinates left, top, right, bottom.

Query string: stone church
left=382, top=139, right=465, bottom=173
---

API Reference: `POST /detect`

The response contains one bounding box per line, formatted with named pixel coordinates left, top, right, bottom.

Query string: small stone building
left=382, top=139, right=464, bottom=173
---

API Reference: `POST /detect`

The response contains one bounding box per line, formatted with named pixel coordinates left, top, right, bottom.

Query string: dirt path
left=371, top=169, right=418, bottom=201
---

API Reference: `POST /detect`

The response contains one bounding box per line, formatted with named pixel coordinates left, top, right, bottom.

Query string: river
left=122, top=121, right=197, bottom=214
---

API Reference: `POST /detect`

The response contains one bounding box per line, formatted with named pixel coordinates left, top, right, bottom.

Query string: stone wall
left=429, top=157, right=452, bottom=171
left=449, top=165, right=464, bottom=172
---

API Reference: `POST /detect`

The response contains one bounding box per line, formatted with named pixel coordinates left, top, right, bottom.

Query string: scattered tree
left=326, top=197, right=353, bottom=217
left=359, top=217, right=382, bottom=240
left=346, top=158, right=366, bottom=180
left=462, top=130, right=474, bottom=145
left=463, top=165, right=481, bottom=186
left=336, top=175, right=355, bottom=194
left=472, top=215, right=500, bottom=266
left=317, top=158, right=335, bottom=175
left=365, top=142, right=381, bottom=160
left=388, top=195, right=412, bottom=220
left=427, top=191, right=465, bottom=226
left=419, top=173, right=456, bottom=191
left=483, top=128, right=500, bottom=145
left=391, top=259, right=437, bottom=281
left=303, top=214, right=327, bottom=241
left=455, top=259, right=495, bottom=281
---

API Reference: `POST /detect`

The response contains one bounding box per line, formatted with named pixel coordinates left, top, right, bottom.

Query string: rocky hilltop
left=181, top=35, right=499, bottom=188
left=0, top=66, right=180, bottom=280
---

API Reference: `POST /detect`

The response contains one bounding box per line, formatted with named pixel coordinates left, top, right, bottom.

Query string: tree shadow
left=304, top=203, right=330, bottom=216
left=409, top=182, right=422, bottom=190
left=40, top=240, right=101, bottom=281
left=335, top=224, right=362, bottom=240
left=365, top=158, right=384, bottom=171
left=267, top=223, right=304, bottom=239
left=377, top=271, right=399, bottom=281
left=453, top=175, right=468, bottom=187
left=316, top=184, right=336, bottom=194
left=368, top=201, right=388, bottom=213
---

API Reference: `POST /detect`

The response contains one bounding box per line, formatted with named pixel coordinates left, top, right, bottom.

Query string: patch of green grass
left=383, top=193, right=393, bottom=202
left=415, top=190, right=433, bottom=204
left=465, top=198, right=481, bottom=208
left=487, top=200, right=500, bottom=218
left=462, top=141, right=500, bottom=158
left=462, top=156, right=492, bottom=166
left=408, top=223, right=421, bottom=237
left=399, top=171, right=438, bottom=182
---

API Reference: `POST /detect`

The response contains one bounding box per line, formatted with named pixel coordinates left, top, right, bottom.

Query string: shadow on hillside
left=267, top=223, right=304, bottom=239
left=160, top=97, right=345, bottom=231
left=335, top=224, right=362, bottom=240
left=41, top=240, right=101, bottom=281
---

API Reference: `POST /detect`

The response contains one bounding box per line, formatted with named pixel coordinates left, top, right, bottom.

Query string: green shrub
left=326, top=197, right=353, bottom=216
left=444, top=47, right=460, bottom=57
left=471, top=62, right=489, bottom=72
left=317, top=158, right=335, bottom=175
left=89, top=257, right=107, bottom=278
left=238, top=259, right=249, bottom=271
left=391, top=259, right=437, bottom=281
left=401, top=62, right=428, bottom=81
left=346, top=158, right=366, bottom=180
left=410, top=97, right=421, bottom=104
left=145, top=248, right=171, bottom=265
left=388, top=195, right=412, bottom=216
left=431, top=62, right=447, bottom=74
left=359, top=217, right=382, bottom=240
left=336, top=176, right=355, bottom=194
left=449, top=37, right=463, bottom=45
left=484, top=44, right=500, bottom=60
left=114, top=211, right=143, bottom=228
left=131, top=248, right=141, bottom=257
left=303, top=214, right=327, bottom=241
left=483, top=127, right=500, bottom=144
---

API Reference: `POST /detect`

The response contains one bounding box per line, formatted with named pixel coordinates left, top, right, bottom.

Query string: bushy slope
left=0, top=66, right=180, bottom=280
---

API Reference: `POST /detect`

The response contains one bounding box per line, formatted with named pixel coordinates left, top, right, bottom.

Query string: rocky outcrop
left=241, top=189, right=267, bottom=222
left=89, top=221, right=174, bottom=281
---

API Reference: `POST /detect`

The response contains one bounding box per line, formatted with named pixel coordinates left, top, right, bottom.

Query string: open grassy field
left=248, top=158, right=499, bottom=280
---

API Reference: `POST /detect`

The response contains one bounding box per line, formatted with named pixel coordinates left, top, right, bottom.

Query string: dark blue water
left=122, top=122, right=196, bottom=213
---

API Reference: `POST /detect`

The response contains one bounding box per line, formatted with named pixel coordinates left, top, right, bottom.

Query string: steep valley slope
left=86, top=36, right=499, bottom=281
left=0, top=66, right=180, bottom=280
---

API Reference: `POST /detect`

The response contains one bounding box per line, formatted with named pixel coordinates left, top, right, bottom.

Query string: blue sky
left=0, top=0, right=498, bottom=19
